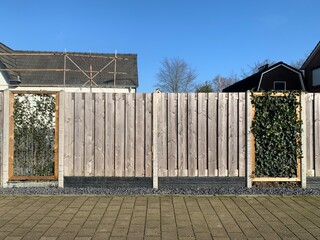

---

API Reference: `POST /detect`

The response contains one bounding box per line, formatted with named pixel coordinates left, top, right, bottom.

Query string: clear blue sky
left=1, top=0, right=320, bottom=92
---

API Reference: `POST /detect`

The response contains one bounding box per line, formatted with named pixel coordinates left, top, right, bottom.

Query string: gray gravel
left=0, top=187, right=320, bottom=196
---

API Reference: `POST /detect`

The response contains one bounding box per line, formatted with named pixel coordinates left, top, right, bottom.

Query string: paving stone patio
left=0, top=195, right=319, bottom=239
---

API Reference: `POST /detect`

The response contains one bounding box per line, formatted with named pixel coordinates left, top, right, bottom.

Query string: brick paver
left=0, top=195, right=319, bottom=239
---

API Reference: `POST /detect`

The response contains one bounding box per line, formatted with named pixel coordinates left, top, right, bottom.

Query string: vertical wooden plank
left=2, top=91, right=11, bottom=186
left=135, top=94, right=145, bottom=177
left=105, top=93, right=115, bottom=176
left=84, top=93, right=94, bottom=176
left=74, top=93, right=84, bottom=176
left=63, top=92, right=74, bottom=177
left=246, top=91, right=253, bottom=188
left=198, top=93, right=207, bottom=176
left=125, top=94, right=135, bottom=177
left=238, top=92, right=246, bottom=177
left=218, top=93, right=228, bottom=176
left=188, top=93, right=197, bottom=176
left=168, top=93, right=178, bottom=176
left=94, top=93, right=105, bottom=176
left=305, top=93, right=314, bottom=176
left=157, top=93, right=168, bottom=176
left=0, top=92, right=3, bottom=184
left=208, top=93, right=218, bottom=176
left=178, top=93, right=188, bottom=176
left=145, top=94, right=153, bottom=177
left=58, top=92, right=65, bottom=187
left=152, top=93, right=159, bottom=189
left=115, top=93, right=125, bottom=177
left=300, top=93, right=307, bottom=188
left=228, top=93, right=238, bottom=176
left=314, top=94, right=320, bottom=176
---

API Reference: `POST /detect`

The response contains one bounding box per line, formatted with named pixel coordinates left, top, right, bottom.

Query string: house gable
left=258, top=63, right=305, bottom=91
left=301, top=41, right=320, bottom=92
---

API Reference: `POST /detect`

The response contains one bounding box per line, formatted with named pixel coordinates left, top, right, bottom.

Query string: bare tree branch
left=155, top=57, right=197, bottom=92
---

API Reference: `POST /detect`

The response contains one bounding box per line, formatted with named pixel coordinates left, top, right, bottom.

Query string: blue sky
left=1, top=0, right=320, bottom=92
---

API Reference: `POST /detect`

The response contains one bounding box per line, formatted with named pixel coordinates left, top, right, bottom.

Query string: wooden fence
left=61, top=92, right=248, bottom=179
left=0, top=91, right=319, bottom=187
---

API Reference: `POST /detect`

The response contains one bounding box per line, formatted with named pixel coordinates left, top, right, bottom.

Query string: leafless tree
left=155, top=57, right=197, bottom=93
left=212, top=74, right=238, bottom=92
left=241, top=59, right=276, bottom=78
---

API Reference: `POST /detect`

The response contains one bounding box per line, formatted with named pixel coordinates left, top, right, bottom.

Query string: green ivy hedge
left=251, top=91, right=302, bottom=178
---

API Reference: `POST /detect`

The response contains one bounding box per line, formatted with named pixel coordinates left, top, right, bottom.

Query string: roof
left=0, top=42, right=138, bottom=88
left=301, top=41, right=320, bottom=70
left=223, top=62, right=303, bottom=92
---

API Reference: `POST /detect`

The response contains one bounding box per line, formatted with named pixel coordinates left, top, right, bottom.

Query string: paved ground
left=0, top=195, right=319, bottom=239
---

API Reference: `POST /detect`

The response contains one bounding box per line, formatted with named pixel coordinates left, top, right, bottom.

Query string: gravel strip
left=0, top=187, right=320, bottom=196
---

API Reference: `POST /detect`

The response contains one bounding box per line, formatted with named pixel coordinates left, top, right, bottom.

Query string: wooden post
left=58, top=91, right=65, bottom=187
left=152, top=93, right=159, bottom=189
left=2, top=90, right=10, bottom=187
left=246, top=91, right=252, bottom=188
left=300, top=92, right=307, bottom=188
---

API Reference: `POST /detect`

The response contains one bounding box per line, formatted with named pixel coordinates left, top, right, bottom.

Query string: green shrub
left=251, top=91, right=302, bottom=178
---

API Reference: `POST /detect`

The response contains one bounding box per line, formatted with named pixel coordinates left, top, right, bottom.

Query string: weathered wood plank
left=152, top=93, right=159, bottom=188
left=168, top=93, right=178, bottom=176
left=0, top=92, right=3, bottom=182
left=314, top=94, right=320, bottom=176
left=218, top=93, right=228, bottom=176
left=74, top=93, right=85, bottom=176
left=158, top=94, right=168, bottom=177
left=198, top=93, right=207, bottom=176
left=178, top=93, right=188, bottom=176
left=63, top=92, right=74, bottom=176
left=84, top=93, right=94, bottom=176
left=135, top=94, right=145, bottom=177
left=94, top=93, right=105, bottom=176
left=305, top=93, right=314, bottom=176
left=208, top=93, right=218, bottom=176
left=125, top=94, right=135, bottom=177
left=115, top=93, right=125, bottom=176
left=238, top=92, right=246, bottom=177
left=228, top=93, right=238, bottom=176
left=188, top=93, right=197, bottom=176
left=105, top=93, right=115, bottom=176
left=145, top=94, right=153, bottom=177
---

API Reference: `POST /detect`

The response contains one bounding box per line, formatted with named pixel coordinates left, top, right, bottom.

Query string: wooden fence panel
left=208, top=93, right=218, bottom=176
left=228, top=93, right=238, bottom=176
left=125, top=94, right=135, bottom=177
left=188, top=93, right=198, bottom=176
left=238, top=92, right=246, bottom=177
left=74, top=93, right=84, bottom=176
left=64, top=92, right=74, bottom=176
left=135, top=94, right=145, bottom=177
left=314, top=94, right=320, bottom=176
left=305, top=93, right=314, bottom=176
left=178, top=93, right=188, bottom=176
left=105, top=93, right=115, bottom=176
left=94, top=93, right=105, bottom=176
left=198, top=93, right=207, bottom=176
left=218, top=93, right=228, bottom=176
left=145, top=94, right=153, bottom=177
left=168, top=93, right=178, bottom=176
left=115, top=93, right=125, bottom=177
left=84, top=94, right=94, bottom=176
left=0, top=92, right=3, bottom=182
left=158, top=94, right=168, bottom=177
left=57, top=92, right=320, bottom=180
